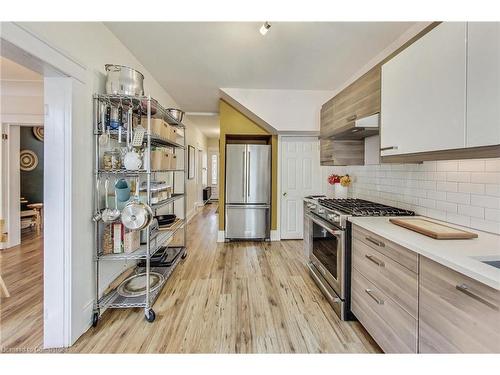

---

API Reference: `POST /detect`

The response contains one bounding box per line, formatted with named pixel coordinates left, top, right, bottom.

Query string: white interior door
left=280, top=136, right=320, bottom=239
left=0, top=124, right=6, bottom=248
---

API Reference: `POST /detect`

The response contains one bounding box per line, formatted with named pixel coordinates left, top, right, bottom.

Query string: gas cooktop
left=318, top=198, right=415, bottom=217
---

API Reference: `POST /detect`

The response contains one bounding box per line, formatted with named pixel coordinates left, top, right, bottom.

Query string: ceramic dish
left=116, top=272, right=164, bottom=297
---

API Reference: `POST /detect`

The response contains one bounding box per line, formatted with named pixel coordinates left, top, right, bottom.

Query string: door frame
left=278, top=134, right=320, bottom=240
left=207, top=148, right=219, bottom=200
left=1, top=22, right=86, bottom=348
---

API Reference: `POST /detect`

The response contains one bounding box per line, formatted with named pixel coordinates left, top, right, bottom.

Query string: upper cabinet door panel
left=467, top=22, right=500, bottom=147
left=381, top=23, right=467, bottom=156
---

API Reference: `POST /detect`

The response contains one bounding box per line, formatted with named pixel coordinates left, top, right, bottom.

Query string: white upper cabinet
left=381, top=23, right=467, bottom=156
left=466, top=22, right=500, bottom=147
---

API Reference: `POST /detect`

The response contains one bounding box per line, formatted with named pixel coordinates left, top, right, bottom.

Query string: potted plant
left=327, top=173, right=351, bottom=198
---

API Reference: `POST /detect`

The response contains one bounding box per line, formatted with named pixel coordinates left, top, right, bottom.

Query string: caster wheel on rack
left=181, top=252, right=187, bottom=259
left=92, top=311, right=99, bottom=327
left=145, top=309, right=156, bottom=323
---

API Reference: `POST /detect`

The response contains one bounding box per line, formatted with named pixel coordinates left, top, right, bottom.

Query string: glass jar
left=102, top=149, right=122, bottom=170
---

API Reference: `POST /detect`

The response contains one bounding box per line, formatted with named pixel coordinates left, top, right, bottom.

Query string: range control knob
left=318, top=208, right=325, bottom=214
left=307, top=204, right=316, bottom=209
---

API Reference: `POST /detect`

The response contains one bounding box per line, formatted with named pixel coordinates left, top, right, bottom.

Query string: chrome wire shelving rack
left=92, top=93, right=187, bottom=325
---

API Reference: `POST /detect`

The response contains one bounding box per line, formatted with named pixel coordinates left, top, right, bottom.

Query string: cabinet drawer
left=352, top=237, right=418, bottom=318
left=419, top=256, right=500, bottom=353
left=352, top=225, right=418, bottom=273
left=351, top=269, right=417, bottom=353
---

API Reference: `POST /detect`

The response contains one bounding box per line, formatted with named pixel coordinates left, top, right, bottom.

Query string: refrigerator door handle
left=247, top=151, right=251, bottom=197
left=242, top=150, right=246, bottom=198
left=226, top=204, right=270, bottom=209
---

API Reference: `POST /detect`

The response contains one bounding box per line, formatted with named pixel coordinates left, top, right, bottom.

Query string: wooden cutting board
left=389, top=218, right=478, bottom=240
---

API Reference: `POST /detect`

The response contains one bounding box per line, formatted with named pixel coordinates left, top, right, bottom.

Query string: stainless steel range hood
left=330, top=113, right=380, bottom=140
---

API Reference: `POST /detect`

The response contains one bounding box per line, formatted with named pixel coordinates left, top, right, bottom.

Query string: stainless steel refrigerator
left=225, top=144, right=271, bottom=240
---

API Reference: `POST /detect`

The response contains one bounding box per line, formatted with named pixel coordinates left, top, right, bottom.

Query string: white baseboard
left=217, top=230, right=225, bottom=243
left=270, top=230, right=280, bottom=241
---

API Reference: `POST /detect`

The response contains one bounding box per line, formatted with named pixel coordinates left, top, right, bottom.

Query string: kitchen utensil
left=115, top=178, right=130, bottom=202
left=132, top=125, right=145, bottom=147
left=156, top=214, right=176, bottom=226
left=92, top=177, right=102, bottom=222
left=123, top=149, right=142, bottom=170
left=140, top=218, right=158, bottom=244
left=166, top=108, right=184, bottom=122
left=101, top=178, right=120, bottom=223
left=116, top=272, right=164, bottom=298
left=389, top=218, right=478, bottom=240
left=121, top=177, right=154, bottom=230
left=105, top=64, right=144, bottom=96
left=98, top=103, right=110, bottom=146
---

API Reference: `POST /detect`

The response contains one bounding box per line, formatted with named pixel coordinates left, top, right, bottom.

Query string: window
left=211, top=154, right=218, bottom=186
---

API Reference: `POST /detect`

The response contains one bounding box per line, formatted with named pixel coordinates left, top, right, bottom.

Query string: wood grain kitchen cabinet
left=466, top=22, right=500, bottom=147
left=351, top=225, right=419, bottom=353
left=351, top=269, right=417, bottom=353
left=320, top=66, right=381, bottom=139
left=380, top=22, right=467, bottom=157
left=320, top=139, right=364, bottom=166
left=419, top=256, right=500, bottom=353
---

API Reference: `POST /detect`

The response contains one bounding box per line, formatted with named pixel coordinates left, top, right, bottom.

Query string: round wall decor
left=20, top=150, right=38, bottom=171
left=33, top=127, right=44, bottom=142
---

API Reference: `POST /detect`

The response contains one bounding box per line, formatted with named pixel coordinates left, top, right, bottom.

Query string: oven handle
left=305, top=213, right=343, bottom=236
left=308, top=262, right=341, bottom=304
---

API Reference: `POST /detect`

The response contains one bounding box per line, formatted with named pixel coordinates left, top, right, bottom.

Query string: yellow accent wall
left=219, top=100, right=278, bottom=231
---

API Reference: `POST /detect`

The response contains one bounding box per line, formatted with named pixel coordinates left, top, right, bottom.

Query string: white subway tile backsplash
left=470, top=172, right=500, bottom=184
left=437, top=181, right=458, bottom=192
left=446, top=192, right=470, bottom=204
left=485, top=159, right=500, bottom=172
left=485, top=208, right=500, bottom=222
left=436, top=201, right=458, bottom=213
left=457, top=204, right=484, bottom=218
left=325, top=157, right=500, bottom=234
left=446, top=171, right=471, bottom=182
left=436, top=160, right=458, bottom=171
left=470, top=194, right=500, bottom=209
left=446, top=213, right=471, bottom=227
left=485, top=185, right=500, bottom=197
left=458, top=159, right=485, bottom=172
left=458, top=182, right=485, bottom=194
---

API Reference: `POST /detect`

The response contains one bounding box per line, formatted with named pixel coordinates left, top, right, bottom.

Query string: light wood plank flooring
left=69, top=204, right=380, bottom=353
left=0, top=231, right=44, bottom=352
left=1, top=204, right=380, bottom=353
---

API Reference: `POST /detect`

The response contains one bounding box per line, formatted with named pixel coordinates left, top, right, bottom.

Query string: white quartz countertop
left=348, top=216, right=500, bottom=290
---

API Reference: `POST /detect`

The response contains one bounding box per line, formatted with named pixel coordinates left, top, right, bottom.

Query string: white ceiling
left=106, top=22, right=415, bottom=115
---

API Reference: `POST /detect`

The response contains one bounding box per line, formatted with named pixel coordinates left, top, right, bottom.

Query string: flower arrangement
left=328, top=174, right=352, bottom=187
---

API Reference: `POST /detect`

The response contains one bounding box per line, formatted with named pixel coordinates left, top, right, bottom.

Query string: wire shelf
left=94, top=129, right=184, bottom=149
left=93, top=93, right=186, bottom=128
left=96, top=219, right=185, bottom=261
left=97, top=249, right=185, bottom=309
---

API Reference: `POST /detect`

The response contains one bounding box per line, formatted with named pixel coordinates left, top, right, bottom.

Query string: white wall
left=323, top=158, right=500, bottom=235
left=221, top=88, right=333, bottom=133
left=17, top=22, right=207, bottom=344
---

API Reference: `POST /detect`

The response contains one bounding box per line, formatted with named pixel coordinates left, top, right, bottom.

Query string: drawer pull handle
left=365, top=254, right=385, bottom=267
left=347, top=114, right=357, bottom=122
left=365, top=236, right=385, bottom=248
left=365, top=289, right=384, bottom=305
left=380, top=146, right=398, bottom=151
left=456, top=284, right=499, bottom=311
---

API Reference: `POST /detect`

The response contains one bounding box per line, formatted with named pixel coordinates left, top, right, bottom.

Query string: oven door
left=306, top=213, right=345, bottom=299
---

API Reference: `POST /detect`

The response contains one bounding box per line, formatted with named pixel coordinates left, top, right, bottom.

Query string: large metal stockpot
left=105, top=64, right=144, bottom=96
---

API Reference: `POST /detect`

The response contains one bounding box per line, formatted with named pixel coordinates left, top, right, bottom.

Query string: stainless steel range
left=304, top=196, right=414, bottom=320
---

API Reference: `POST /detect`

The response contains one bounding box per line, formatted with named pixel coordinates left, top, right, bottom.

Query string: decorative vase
left=334, top=184, right=348, bottom=199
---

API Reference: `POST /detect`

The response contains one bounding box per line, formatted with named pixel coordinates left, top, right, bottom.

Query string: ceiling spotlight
left=259, top=22, right=271, bottom=36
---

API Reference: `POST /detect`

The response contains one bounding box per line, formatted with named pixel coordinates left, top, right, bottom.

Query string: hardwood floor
left=0, top=231, right=44, bottom=352
left=69, top=204, right=380, bottom=353
left=0, top=204, right=380, bottom=353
